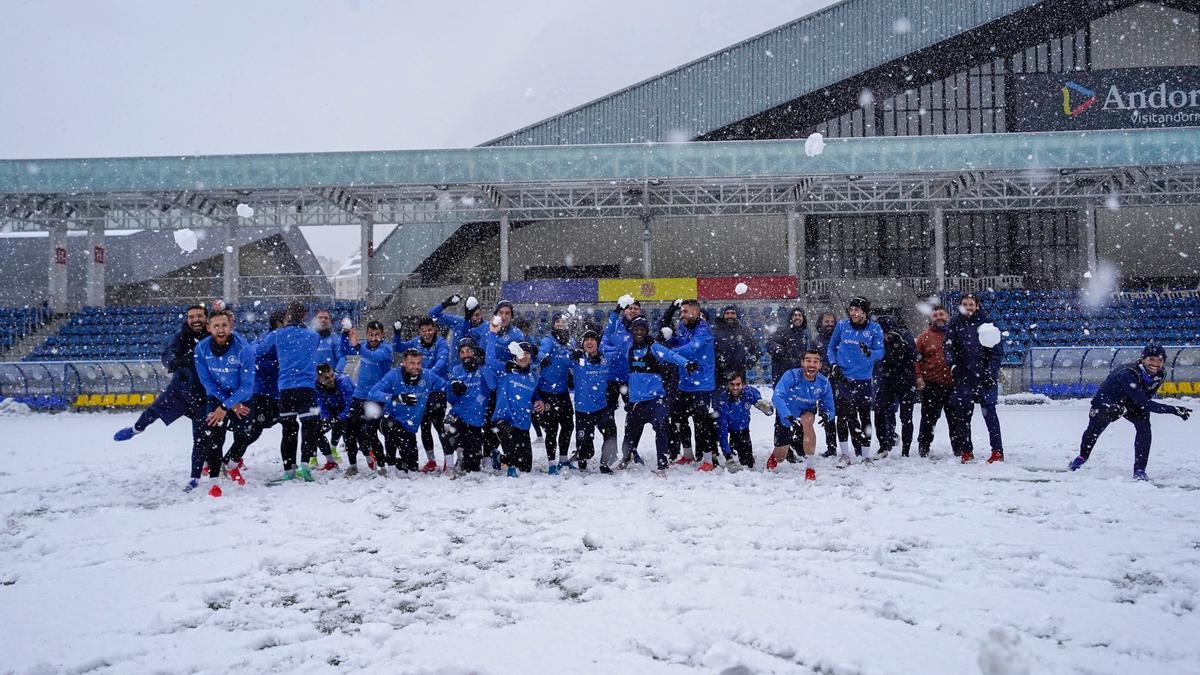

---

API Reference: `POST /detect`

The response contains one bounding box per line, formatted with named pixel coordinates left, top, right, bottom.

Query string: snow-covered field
left=2, top=397, right=1199, bottom=674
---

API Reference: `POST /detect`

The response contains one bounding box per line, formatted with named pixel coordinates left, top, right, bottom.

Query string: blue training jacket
left=715, top=386, right=764, bottom=456
left=568, top=351, right=611, bottom=414
left=826, top=319, right=885, bottom=381
left=670, top=318, right=716, bottom=392
left=1092, top=362, right=1174, bottom=415
left=537, top=335, right=574, bottom=394
left=342, top=336, right=394, bottom=400
left=261, top=323, right=320, bottom=391
left=368, top=368, right=449, bottom=433
left=252, top=331, right=280, bottom=399
left=429, top=302, right=485, bottom=366
left=446, top=362, right=498, bottom=428
left=316, top=373, right=355, bottom=421
left=772, top=369, right=837, bottom=424
left=484, top=332, right=540, bottom=430
left=395, top=335, right=450, bottom=377
left=194, top=333, right=256, bottom=409
left=600, top=310, right=633, bottom=383
left=315, top=330, right=346, bottom=372
left=627, top=341, right=691, bottom=403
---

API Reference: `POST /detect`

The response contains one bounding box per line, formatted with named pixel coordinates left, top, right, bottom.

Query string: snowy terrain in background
left=2, top=398, right=1199, bottom=674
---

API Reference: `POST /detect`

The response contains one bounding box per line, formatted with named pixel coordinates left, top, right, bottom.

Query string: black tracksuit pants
left=537, top=390, right=575, bottom=461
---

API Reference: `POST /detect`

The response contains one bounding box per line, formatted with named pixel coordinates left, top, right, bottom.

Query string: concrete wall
left=1092, top=2, right=1199, bottom=69
left=1096, top=205, right=1200, bottom=277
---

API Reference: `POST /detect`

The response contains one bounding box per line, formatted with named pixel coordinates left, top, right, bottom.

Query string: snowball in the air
left=734, top=282, right=749, bottom=296
left=341, top=317, right=353, bottom=331
left=173, top=228, right=198, bottom=253
left=804, top=133, right=825, bottom=157
left=567, top=304, right=577, bottom=315
left=507, top=341, right=526, bottom=358
left=491, top=315, right=502, bottom=326
left=210, top=299, right=225, bottom=312
left=978, top=323, right=1002, bottom=348
left=236, top=203, right=254, bottom=218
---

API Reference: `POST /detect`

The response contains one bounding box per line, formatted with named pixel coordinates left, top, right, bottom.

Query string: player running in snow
left=113, top=304, right=210, bottom=472
left=771, top=348, right=836, bottom=481
left=258, top=301, right=322, bottom=482
left=368, top=348, right=449, bottom=474
left=1068, top=344, right=1191, bottom=480
left=666, top=299, right=721, bottom=471
left=537, top=312, right=576, bottom=471
left=340, top=321, right=391, bottom=475
left=714, top=372, right=773, bottom=471
left=395, top=317, right=450, bottom=472
left=482, top=324, right=543, bottom=476
left=873, top=313, right=918, bottom=458
left=192, top=309, right=256, bottom=495
left=621, top=316, right=698, bottom=473
left=314, top=363, right=355, bottom=468
left=445, top=338, right=497, bottom=474
left=943, top=292, right=1005, bottom=464
left=914, top=305, right=953, bottom=458
left=826, top=296, right=884, bottom=466
left=569, top=329, right=617, bottom=473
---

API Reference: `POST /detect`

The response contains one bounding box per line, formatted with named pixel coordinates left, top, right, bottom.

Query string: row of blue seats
left=0, top=394, right=70, bottom=411
left=1030, top=383, right=1101, bottom=399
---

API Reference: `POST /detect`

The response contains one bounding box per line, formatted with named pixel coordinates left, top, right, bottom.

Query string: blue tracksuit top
left=600, top=310, right=633, bottom=383
left=670, top=318, right=716, bottom=392
left=1092, top=362, right=1173, bottom=415
left=485, top=323, right=526, bottom=363
left=194, top=333, right=256, bottom=409
left=342, top=337, right=394, bottom=400
left=715, top=386, right=763, bottom=456
left=315, top=329, right=346, bottom=372
left=251, top=331, right=280, bottom=399
left=826, top=319, right=885, bottom=381
left=447, top=362, right=498, bottom=428
left=395, top=335, right=449, bottom=377
left=537, top=335, right=574, bottom=394
left=368, top=368, right=449, bottom=433
left=316, top=373, right=355, bottom=421
left=428, top=302, right=485, bottom=366
left=568, top=352, right=612, bottom=414
left=260, top=323, right=320, bottom=392
left=627, top=341, right=691, bottom=403
left=484, top=332, right=540, bottom=430
left=772, top=369, right=837, bottom=424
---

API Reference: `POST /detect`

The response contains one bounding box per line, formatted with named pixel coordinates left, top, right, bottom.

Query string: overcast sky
left=0, top=0, right=835, bottom=261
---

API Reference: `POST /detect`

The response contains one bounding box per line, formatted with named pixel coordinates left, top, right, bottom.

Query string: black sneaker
left=599, top=465, right=613, bottom=475
left=821, top=449, right=837, bottom=458
left=578, top=459, right=588, bottom=471
left=785, top=449, right=799, bottom=463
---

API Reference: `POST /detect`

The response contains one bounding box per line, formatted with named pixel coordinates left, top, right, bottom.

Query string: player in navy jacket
left=943, top=292, right=1005, bottom=464
left=258, top=301, right=322, bottom=481
left=193, top=310, right=256, bottom=494
left=445, top=338, right=498, bottom=474
left=623, top=316, right=696, bottom=472
left=771, top=348, right=837, bottom=481
left=537, top=312, right=576, bottom=470
left=825, top=296, right=884, bottom=464
left=395, top=317, right=451, bottom=472
left=1069, top=344, right=1191, bottom=480
left=482, top=325, right=543, bottom=476
left=240, top=309, right=284, bottom=456
left=368, top=348, right=449, bottom=473
left=714, top=372, right=774, bottom=470
left=569, top=329, right=616, bottom=472
left=340, top=321, right=392, bottom=474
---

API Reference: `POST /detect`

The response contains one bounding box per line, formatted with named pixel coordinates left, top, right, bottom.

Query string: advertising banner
left=697, top=275, right=798, bottom=300
left=597, top=277, right=698, bottom=302
left=1009, top=67, right=1200, bottom=131
left=501, top=279, right=598, bottom=303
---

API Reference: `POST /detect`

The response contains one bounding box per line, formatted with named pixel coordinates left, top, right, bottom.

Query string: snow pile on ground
left=0, top=397, right=32, bottom=416
left=2, top=401, right=1198, bottom=673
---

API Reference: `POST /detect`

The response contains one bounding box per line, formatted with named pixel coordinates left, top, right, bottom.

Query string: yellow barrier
left=597, top=278, right=698, bottom=302
left=1161, top=382, right=1179, bottom=395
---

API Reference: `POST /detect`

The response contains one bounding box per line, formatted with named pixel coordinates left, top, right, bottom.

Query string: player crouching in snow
left=445, top=338, right=497, bottom=475
left=314, top=364, right=355, bottom=471
left=368, top=348, right=448, bottom=475
left=483, top=323, right=543, bottom=477
left=770, top=349, right=836, bottom=481
left=1068, top=343, right=1191, bottom=481
left=621, top=316, right=698, bottom=473
left=192, top=309, right=256, bottom=495
left=714, top=372, right=772, bottom=471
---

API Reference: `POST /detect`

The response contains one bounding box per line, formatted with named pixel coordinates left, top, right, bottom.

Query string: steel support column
left=85, top=215, right=106, bottom=307
left=360, top=215, right=373, bottom=306
left=222, top=221, right=239, bottom=304
left=641, top=213, right=653, bottom=278
left=499, top=214, right=510, bottom=283
left=932, top=206, right=946, bottom=292
left=48, top=221, right=69, bottom=313
left=1082, top=205, right=1097, bottom=275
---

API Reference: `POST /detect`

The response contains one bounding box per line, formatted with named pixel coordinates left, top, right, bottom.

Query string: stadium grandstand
left=1, top=0, right=1199, bottom=411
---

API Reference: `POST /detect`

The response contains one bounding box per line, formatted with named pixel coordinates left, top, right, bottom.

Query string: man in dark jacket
left=810, top=311, right=839, bottom=457
left=712, top=305, right=761, bottom=385
left=944, top=293, right=1004, bottom=464
left=114, top=303, right=209, bottom=445
left=1069, top=344, right=1190, bottom=480
left=873, top=313, right=918, bottom=457
left=767, top=307, right=809, bottom=462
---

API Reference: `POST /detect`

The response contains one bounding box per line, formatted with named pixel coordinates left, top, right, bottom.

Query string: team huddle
left=112, top=291, right=1191, bottom=496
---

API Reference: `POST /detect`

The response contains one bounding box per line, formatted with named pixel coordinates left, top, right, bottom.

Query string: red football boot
left=420, top=459, right=438, bottom=473
left=804, top=468, right=816, bottom=481
left=697, top=461, right=715, bottom=472
left=672, top=456, right=695, bottom=466
left=765, top=454, right=779, bottom=471
left=227, top=466, right=246, bottom=486
left=961, top=451, right=975, bottom=464
left=987, top=450, right=1004, bottom=464
left=207, top=484, right=222, bottom=498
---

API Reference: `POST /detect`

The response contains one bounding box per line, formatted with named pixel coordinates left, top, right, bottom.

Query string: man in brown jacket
left=914, top=305, right=954, bottom=457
